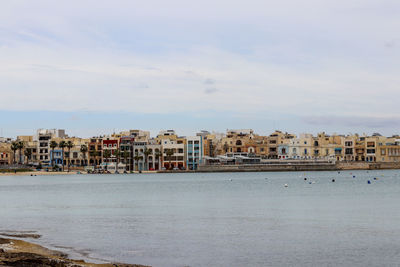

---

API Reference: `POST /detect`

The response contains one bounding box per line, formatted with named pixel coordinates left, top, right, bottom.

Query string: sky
left=1, top=0, right=400, bottom=138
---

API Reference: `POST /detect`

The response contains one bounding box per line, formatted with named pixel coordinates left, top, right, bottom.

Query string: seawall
left=197, top=162, right=400, bottom=172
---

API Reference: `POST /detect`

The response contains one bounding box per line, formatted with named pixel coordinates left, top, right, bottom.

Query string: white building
left=186, top=136, right=203, bottom=170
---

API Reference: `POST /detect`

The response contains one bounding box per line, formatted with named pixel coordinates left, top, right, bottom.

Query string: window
left=188, top=141, right=193, bottom=144
left=194, top=141, right=199, bottom=144
left=367, top=142, right=375, bottom=148
left=381, top=149, right=386, bottom=155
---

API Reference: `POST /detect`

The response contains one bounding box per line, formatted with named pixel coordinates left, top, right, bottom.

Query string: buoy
left=374, top=177, right=378, bottom=180
left=332, top=179, right=335, bottom=182
left=284, top=184, right=288, bottom=187
left=304, top=178, right=307, bottom=181
left=353, top=176, right=356, bottom=178
left=367, top=180, right=371, bottom=184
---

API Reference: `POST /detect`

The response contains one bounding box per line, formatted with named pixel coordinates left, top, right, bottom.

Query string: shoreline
left=0, top=237, right=149, bottom=267
left=0, top=171, right=79, bottom=176
left=1, top=162, right=400, bottom=177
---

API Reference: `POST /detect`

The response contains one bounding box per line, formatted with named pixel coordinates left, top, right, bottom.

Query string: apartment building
left=186, top=136, right=203, bottom=170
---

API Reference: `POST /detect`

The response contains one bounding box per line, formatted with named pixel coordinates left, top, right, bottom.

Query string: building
left=186, top=135, right=203, bottom=170
left=157, top=130, right=186, bottom=170
left=34, top=129, right=67, bottom=167
left=89, top=137, right=103, bottom=167
left=0, top=143, right=12, bottom=165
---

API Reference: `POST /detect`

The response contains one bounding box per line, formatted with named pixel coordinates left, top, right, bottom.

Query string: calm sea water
left=1, top=170, right=400, bottom=267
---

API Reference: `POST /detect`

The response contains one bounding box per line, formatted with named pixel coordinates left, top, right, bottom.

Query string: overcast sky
left=1, top=0, right=400, bottom=137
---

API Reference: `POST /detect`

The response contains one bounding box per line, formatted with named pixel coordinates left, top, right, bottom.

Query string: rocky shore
left=0, top=238, right=149, bottom=267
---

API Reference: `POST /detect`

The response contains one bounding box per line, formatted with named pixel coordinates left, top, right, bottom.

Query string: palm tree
left=24, top=148, right=32, bottom=165
left=10, top=142, right=19, bottom=165
left=155, top=150, right=162, bottom=170
left=58, top=141, right=67, bottom=171
left=17, top=141, right=24, bottom=164
left=223, top=143, right=229, bottom=154
left=165, top=149, right=174, bottom=170
left=114, top=149, right=120, bottom=165
left=103, top=150, right=111, bottom=172
left=66, top=141, right=74, bottom=172
left=123, top=151, right=130, bottom=171
left=50, top=141, right=58, bottom=168
left=80, top=144, right=88, bottom=167
left=133, top=151, right=143, bottom=171
left=143, top=148, right=152, bottom=171
left=90, top=150, right=98, bottom=167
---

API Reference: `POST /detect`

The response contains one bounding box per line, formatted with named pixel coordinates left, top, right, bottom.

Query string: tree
left=80, top=144, right=88, bottom=167
left=10, top=142, right=19, bottom=165
left=50, top=141, right=58, bottom=168
left=223, top=143, right=229, bottom=153
left=123, top=150, right=130, bottom=172
left=103, top=150, right=111, bottom=172
left=143, top=148, right=152, bottom=171
left=66, top=141, right=74, bottom=172
left=155, top=150, right=162, bottom=170
left=58, top=141, right=67, bottom=171
left=114, top=149, right=120, bottom=165
left=89, top=150, right=98, bottom=167
left=24, top=148, right=32, bottom=165
left=17, top=141, right=24, bottom=164
left=165, top=149, right=174, bottom=170
left=133, top=151, right=143, bottom=171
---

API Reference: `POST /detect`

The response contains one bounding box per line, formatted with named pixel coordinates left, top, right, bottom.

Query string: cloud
left=302, top=116, right=400, bottom=128
left=204, top=78, right=215, bottom=85
left=0, top=0, right=400, bottom=122
left=204, top=87, right=218, bottom=94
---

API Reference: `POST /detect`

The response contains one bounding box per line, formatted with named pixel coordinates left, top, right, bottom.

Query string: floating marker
left=304, top=178, right=307, bottom=181
left=353, top=176, right=356, bottom=178
left=284, top=184, right=288, bottom=187
left=367, top=180, right=371, bottom=184
left=332, top=179, right=335, bottom=182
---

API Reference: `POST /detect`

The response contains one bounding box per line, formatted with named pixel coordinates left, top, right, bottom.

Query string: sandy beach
left=0, top=237, right=148, bottom=267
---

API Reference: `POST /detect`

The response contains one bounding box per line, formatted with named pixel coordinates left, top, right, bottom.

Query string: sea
left=0, top=170, right=400, bottom=267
